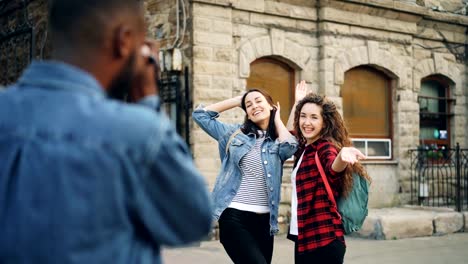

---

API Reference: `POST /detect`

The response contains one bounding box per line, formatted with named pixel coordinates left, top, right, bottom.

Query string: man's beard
left=107, top=53, right=136, bottom=101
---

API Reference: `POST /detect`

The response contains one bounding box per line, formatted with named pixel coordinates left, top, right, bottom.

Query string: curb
left=353, top=206, right=467, bottom=240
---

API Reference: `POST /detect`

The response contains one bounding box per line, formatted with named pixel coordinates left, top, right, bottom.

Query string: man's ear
left=112, top=25, right=133, bottom=59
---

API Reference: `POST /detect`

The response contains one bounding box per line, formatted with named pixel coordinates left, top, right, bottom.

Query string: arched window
left=342, top=66, right=392, bottom=159
left=246, top=58, right=294, bottom=124
left=419, top=75, right=453, bottom=149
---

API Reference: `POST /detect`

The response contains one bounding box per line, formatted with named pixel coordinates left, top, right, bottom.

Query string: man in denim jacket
left=0, top=1, right=211, bottom=263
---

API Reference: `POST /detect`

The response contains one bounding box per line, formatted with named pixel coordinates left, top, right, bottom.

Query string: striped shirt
left=228, top=131, right=270, bottom=213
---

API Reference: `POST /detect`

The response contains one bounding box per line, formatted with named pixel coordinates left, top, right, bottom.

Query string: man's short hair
left=49, top=0, right=142, bottom=47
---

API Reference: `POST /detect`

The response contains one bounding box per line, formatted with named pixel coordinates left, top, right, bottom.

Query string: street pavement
left=162, top=232, right=468, bottom=264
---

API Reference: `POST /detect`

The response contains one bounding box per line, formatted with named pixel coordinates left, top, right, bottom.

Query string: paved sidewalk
left=162, top=207, right=468, bottom=263
left=162, top=233, right=468, bottom=264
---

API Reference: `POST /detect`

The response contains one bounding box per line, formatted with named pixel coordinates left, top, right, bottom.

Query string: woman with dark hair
left=192, top=89, right=298, bottom=264
left=286, top=81, right=371, bottom=264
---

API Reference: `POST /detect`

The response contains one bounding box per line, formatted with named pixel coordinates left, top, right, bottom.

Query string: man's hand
left=129, top=40, right=160, bottom=102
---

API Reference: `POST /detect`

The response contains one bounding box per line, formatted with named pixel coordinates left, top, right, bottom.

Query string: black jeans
left=218, top=208, right=274, bottom=264
left=294, top=239, right=346, bottom=264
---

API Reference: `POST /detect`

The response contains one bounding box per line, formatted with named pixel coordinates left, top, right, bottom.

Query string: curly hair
left=293, top=93, right=371, bottom=197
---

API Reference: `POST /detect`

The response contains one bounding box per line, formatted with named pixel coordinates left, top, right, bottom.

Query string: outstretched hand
left=340, top=147, right=366, bottom=165
left=295, top=80, right=307, bottom=103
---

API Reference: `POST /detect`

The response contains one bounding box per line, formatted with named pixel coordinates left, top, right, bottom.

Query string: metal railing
left=409, top=143, right=468, bottom=212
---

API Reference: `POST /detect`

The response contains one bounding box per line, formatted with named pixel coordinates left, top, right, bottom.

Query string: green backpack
left=315, top=153, right=370, bottom=234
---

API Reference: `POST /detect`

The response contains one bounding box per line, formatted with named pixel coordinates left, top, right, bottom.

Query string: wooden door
left=246, top=58, right=294, bottom=124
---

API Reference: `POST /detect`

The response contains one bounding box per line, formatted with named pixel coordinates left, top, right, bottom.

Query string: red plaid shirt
left=294, top=139, right=345, bottom=252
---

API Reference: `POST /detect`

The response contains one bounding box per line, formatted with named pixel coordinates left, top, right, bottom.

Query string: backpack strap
left=315, top=153, right=340, bottom=218
left=225, top=128, right=242, bottom=154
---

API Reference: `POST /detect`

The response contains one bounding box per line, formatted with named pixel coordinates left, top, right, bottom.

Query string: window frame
left=342, top=66, right=394, bottom=160
left=418, top=75, right=454, bottom=149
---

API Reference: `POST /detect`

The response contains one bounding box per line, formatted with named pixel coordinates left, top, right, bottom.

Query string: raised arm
left=204, top=95, right=243, bottom=113
left=274, top=102, right=294, bottom=142
left=286, top=80, right=307, bottom=131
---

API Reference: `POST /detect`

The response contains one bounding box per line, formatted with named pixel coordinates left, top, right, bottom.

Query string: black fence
left=409, top=143, right=468, bottom=212
left=159, top=68, right=191, bottom=147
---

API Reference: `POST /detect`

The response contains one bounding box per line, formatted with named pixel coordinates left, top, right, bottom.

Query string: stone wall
left=189, top=1, right=468, bottom=230
left=0, top=0, right=51, bottom=85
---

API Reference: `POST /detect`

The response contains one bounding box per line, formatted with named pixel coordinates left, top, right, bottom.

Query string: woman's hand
left=274, top=101, right=281, bottom=122
left=295, top=80, right=307, bottom=103
left=340, top=147, right=366, bottom=165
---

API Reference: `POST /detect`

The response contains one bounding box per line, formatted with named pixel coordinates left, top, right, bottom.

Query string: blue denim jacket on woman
left=192, top=107, right=298, bottom=235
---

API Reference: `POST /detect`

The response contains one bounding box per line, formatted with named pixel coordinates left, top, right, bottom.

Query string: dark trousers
left=294, top=239, right=346, bottom=264
left=218, top=208, right=274, bottom=264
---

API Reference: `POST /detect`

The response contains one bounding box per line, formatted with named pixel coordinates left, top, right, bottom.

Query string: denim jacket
left=192, top=107, right=298, bottom=235
left=0, top=61, right=212, bottom=264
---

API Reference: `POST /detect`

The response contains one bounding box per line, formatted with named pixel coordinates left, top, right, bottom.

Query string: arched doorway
left=246, top=58, right=295, bottom=124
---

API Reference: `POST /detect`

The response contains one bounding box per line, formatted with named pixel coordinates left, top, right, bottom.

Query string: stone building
left=1, top=0, right=467, bottom=234
left=148, top=0, right=468, bottom=234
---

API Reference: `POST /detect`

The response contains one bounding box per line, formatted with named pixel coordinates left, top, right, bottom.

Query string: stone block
left=194, top=32, right=232, bottom=46
left=270, top=28, right=285, bottom=56
left=319, top=7, right=361, bottom=25
left=238, top=52, right=250, bottom=78
left=380, top=210, right=433, bottom=239
left=251, top=36, right=272, bottom=58
left=354, top=214, right=384, bottom=240
left=235, top=0, right=265, bottom=12
left=414, top=48, right=432, bottom=60
left=385, top=19, right=418, bottom=34
left=212, top=76, right=233, bottom=89
left=250, top=13, right=297, bottom=29
left=193, top=74, right=212, bottom=88
left=366, top=164, right=400, bottom=208
left=281, top=183, right=292, bottom=204
left=278, top=203, right=291, bottom=219
left=296, top=20, right=317, bottom=31
left=214, top=48, right=233, bottom=62
left=285, top=32, right=318, bottom=47
left=193, top=3, right=232, bottom=20
left=283, top=39, right=308, bottom=68
left=193, top=17, right=213, bottom=31
left=213, top=20, right=233, bottom=34
left=434, top=212, right=464, bottom=235
left=265, top=1, right=290, bottom=17
left=193, top=61, right=233, bottom=76
left=234, top=24, right=268, bottom=38
left=193, top=46, right=213, bottom=60
left=320, top=22, right=351, bottom=35
left=290, top=5, right=317, bottom=20
left=360, top=13, right=388, bottom=30
left=232, top=10, right=250, bottom=24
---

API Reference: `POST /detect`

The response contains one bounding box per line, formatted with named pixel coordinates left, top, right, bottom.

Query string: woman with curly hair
left=286, top=81, right=371, bottom=264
